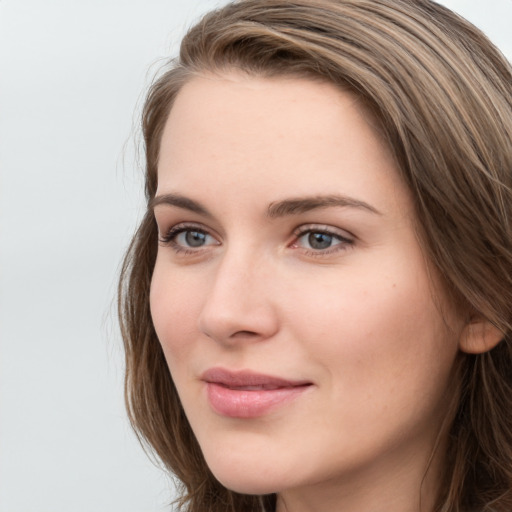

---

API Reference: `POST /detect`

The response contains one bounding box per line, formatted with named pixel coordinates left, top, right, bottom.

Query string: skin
left=150, top=72, right=468, bottom=512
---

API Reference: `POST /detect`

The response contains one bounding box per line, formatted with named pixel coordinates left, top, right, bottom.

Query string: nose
left=197, top=250, right=279, bottom=345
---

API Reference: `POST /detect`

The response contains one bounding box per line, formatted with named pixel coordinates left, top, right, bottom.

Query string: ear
left=459, top=314, right=504, bottom=354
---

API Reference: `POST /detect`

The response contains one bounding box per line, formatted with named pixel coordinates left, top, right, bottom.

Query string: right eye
left=159, top=224, right=220, bottom=253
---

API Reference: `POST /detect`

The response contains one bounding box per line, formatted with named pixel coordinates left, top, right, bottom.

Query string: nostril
left=231, top=330, right=260, bottom=338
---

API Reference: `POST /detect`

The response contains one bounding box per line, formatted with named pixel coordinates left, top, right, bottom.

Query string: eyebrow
left=267, top=195, right=381, bottom=218
left=150, top=193, right=381, bottom=218
left=150, top=193, right=213, bottom=218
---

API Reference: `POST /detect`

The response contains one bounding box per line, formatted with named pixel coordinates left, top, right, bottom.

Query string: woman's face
left=150, top=73, right=464, bottom=506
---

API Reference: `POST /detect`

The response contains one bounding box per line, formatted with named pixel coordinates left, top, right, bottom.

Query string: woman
left=118, top=1, right=512, bottom=511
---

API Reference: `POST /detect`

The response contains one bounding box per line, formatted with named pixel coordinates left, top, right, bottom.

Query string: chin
left=202, top=450, right=291, bottom=495
left=215, top=475, right=278, bottom=496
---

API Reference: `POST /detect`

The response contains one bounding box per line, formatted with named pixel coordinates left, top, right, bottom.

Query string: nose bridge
left=198, top=243, right=278, bottom=343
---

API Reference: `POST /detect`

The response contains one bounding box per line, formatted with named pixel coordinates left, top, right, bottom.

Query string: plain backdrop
left=0, top=1, right=511, bottom=511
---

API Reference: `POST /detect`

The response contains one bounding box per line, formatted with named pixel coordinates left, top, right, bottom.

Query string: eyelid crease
left=158, top=222, right=354, bottom=245
left=292, top=223, right=355, bottom=241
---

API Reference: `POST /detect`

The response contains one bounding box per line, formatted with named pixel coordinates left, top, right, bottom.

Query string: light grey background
left=0, top=1, right=511, bottom=511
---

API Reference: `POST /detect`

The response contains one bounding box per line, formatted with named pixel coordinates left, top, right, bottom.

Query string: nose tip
left=197, top=260, right=279, bottom=345
left=198, top=297, right=279, bottom=345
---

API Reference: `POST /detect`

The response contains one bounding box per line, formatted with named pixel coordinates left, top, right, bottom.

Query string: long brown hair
left=118, top=1, right=512, bottom=510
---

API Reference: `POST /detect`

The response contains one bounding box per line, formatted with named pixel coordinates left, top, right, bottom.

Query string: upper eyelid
left=160, top=223, right=209, bottom=236
left=156, top=219, right=356, bottom=245
left=158, top=221, right=211, bottom=234
left=292, top=223, right=355, bottom=240
left=155, top=215, right=223, bottom=238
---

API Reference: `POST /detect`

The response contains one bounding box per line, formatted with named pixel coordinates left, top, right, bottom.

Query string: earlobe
left=458, top=315, right=504, bottom=354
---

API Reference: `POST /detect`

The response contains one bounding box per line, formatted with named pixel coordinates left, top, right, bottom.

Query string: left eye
left=294, top=230, right=350, bottom=251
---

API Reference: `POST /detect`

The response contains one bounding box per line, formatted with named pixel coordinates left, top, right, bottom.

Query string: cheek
left=149, top=262, right=201, bottom=365
left=284, top=253, right=459, bottom=393
left=286, top=275, right=459, bottom=466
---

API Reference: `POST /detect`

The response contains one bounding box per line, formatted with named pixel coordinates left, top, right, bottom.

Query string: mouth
left=201, top=368, right=313, bottom=418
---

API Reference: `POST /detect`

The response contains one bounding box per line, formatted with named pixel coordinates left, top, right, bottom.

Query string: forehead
left=156, top=72, right=409, bottom=217
left=159, top=73, right=359, bottom=165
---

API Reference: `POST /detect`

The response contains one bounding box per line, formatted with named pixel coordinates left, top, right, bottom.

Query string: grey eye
left=294, top=228, right=351, bottom=253
left=307, top=232, right=334, bottom=250
left=170, top=229, right=217, bottom=248
left=184, top=230, right=208, bottom=247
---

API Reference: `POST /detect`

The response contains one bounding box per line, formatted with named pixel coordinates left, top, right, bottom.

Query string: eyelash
left=291, top=224, right=354, bottom=257
left=158, top=222, right=354, bottom=257
left=158, top=223, right=217, bottom=255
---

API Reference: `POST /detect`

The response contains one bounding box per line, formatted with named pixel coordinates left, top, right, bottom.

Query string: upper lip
left=201, top=367, right=312, bottom=389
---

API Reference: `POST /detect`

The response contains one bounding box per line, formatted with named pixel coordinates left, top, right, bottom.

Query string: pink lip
left=201, top=368, right=312, bottom=418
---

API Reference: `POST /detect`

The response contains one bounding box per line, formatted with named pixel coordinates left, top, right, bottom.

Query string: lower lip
left=206, top=383, right=311, bottom=418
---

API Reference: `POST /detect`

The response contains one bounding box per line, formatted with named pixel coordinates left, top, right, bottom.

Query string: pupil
left=185, top=231, right=206, bottom=247
left=308, top=232, right=332, bottom=250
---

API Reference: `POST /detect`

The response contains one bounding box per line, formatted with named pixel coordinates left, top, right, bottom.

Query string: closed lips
left=201, top=368, right=312, bottom=388
left=202, top=368, right=313, bottom=418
